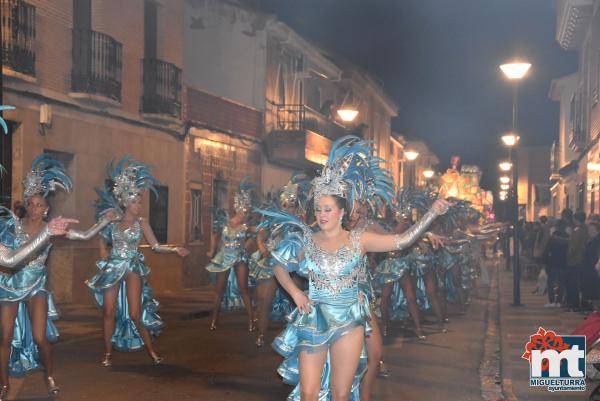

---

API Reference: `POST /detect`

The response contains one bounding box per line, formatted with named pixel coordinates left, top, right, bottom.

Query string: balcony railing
left=275, top=103, right=347, bottom=140
left=569, top=92, right=586, bottom=151
left=71, top=28, right=122, bottom=102
left=1, top=0, right=36, bottom=77
left=141, top=58, right=181, bottom=118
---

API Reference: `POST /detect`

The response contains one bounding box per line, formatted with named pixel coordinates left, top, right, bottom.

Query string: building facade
left=551, top=0, right=600, bottom=217
left=1, top=0, right=190, bottom=303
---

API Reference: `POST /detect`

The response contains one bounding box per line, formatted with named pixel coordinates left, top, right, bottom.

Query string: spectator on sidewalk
left=543, top=219, right=570, bottom=307
left=561, top=208, right=575, bottom=234
left=566, top=211, right=588, bottom=311
left=581, top=221, right=600, bottom=311
left=534, top=216, right=551, bottom=261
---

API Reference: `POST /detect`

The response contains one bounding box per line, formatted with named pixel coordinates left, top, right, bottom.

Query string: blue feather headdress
left=233, top=176, right=257, bottom=213
left=394, top=186, right=436, bottom=220
left=108, top=157, right=159, bottom=207
left=23, top=154, right=72, bottom=199
left=311, top=135, right=373, bottom=209
left=279, top=172, right=310, bottom=213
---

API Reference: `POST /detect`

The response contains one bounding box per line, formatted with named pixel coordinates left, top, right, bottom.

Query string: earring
left=43, top=210, right=49, bottom=218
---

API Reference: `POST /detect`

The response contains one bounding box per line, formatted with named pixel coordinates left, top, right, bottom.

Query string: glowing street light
left=501, top=133, right=520, bottom=147
left=499, top=190, right=508, bottom=200
left=500, top=176, right=510, bottom=184
left=499, top=161, right=512, bottom=172
left=337, top=107, right=359, bottom=122
left=500, top=183, right=510, bottom=191
left=404, top=150, right=419, bottom=161
left=423, top=169, right=435, bottom=179
left=500, top=62, right=532, bottom=80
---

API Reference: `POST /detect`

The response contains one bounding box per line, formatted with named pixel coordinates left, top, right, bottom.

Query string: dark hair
left=589, top=222, right=600, bottom=233
left=574, top=211, right=586, bottom=224
left=561, top=208, right=573, bottom=221
left=316, top=195, right=350, bottom=228
left=539, top=216, right=548, bottom=224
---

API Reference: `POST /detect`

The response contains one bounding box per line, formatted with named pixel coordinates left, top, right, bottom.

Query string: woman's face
left=126, top=195, right=143, bottom=216
left=25, top=195, right=48, bottom=221
left=281, top=200, right=298, bottom=215
left=315, top=196, right=344, bottom=231
left=349, top=202, right=367, bottom=226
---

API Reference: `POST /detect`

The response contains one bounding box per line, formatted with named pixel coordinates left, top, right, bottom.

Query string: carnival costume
left=259, top=136, right=441, bottom=401
left=86, top=158, right=181, bottom=352
left=0, top=155, right=111, bottom=378
left=205, top=178, right=257, bottom=311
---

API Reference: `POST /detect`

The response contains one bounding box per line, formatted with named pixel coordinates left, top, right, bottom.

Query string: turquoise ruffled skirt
left=0, top=265, right=60, bottom=377
left=206, top=248, right=247, bottom=311
left=86, top=253, right=163, bottom=351
left=273, top=295, right=371, bottom=401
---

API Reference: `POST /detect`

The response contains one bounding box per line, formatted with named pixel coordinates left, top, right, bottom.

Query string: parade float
left=436, top=156, right=494, bottom=220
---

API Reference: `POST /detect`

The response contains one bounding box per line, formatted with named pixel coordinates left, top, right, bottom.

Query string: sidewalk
left=498, top=257, right=593, bottom=400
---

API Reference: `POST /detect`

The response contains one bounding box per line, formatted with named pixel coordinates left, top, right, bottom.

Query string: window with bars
left=190, top=189, right=203, bottom=242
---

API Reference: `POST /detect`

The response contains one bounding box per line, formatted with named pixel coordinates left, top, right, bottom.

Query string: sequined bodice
left=221, top=224, right=248, bottom=250
left=110, top=221, right=142, bottom=258
left=14, top=220, right=50, bottom=269
left=304, top=230, right=365, bottom=303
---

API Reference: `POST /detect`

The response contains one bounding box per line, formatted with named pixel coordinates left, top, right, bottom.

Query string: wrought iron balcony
left=141, top=58, right=182, bottom=118
left=1, top=0, right=36, bottom=77
left=71, top=28, right=122, bottom=102
left=274, top=103, right=348, bottom=140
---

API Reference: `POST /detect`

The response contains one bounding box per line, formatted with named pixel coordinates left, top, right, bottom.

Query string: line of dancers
left=0, top=124, right=503, bottom=401
left=204, top=136, right=504, bottom=401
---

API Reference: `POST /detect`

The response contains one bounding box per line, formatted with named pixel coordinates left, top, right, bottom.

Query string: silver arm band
left=151, top=244, right=181, bottom=254
left=394, top=210, right=438, bottom=250
left=66, top=217, right=111, bottom=241
left=0, top=226, right=51, bottom=269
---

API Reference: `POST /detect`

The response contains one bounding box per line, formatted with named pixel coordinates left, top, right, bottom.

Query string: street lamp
left=337, top=107, right=359, bottom=122
left=500, top=60, right=530, bottom=307
left=499, top=161, right=512, bottom=172
left=499, top=176, right=510, bottom=184
left=423, top=169, right=435, bottom=179
left=500, top=183, right=510, bottom=191
left=499, top=190, right=508, bottom=200
left=404, top=150, right=419, bottom=161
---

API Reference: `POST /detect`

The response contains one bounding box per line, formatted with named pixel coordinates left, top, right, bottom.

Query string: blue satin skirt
left=206, top=249, right=248, bottom=311
left=273, top=294, right=371, bottom=401
left=87, top=254, right=163, bottom=351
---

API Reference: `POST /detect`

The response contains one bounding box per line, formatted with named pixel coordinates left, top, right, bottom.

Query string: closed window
left=150, top=185, right=168, bottom=243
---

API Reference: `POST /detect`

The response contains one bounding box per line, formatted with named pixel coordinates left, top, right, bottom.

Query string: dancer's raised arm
left=360, top=199, right=450, bottom=253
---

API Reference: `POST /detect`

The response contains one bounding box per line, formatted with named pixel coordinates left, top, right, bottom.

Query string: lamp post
left=500, top=61, right=530, bottom=307
left=404, top=149, right=419, bottom=187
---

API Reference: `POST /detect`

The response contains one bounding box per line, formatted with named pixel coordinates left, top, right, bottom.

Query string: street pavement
left=7, top=257, right=598, bottom=401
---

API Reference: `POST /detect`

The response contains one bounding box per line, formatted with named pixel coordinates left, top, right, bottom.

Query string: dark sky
left=261, top=0, right=578, bottom=190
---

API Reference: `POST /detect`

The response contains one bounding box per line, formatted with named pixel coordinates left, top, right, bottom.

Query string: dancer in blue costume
left=261, top=136, right=450, bottom=401
left=0, top=155, right=115, bottom=400
left=251, top=173, right=309, bottom=347
left=206, top=177, right=257, bottom=331
left=87, top=158, right=189, bottom=367
left=377, top=188, right=443, bottom=340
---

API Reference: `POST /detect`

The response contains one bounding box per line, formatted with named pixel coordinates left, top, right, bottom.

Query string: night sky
left=261, top=0, right=578, bottom=190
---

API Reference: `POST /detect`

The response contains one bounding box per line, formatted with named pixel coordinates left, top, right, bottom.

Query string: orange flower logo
left=522, top=327, right=570, bottom=372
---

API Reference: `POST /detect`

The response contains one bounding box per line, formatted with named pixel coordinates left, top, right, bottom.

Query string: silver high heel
left=0, top=385, right=8, bottom=401
left=151, top=353, right=164, bottom=365
left=100, top=353, right=112, bottom=367
left=209, top=319, right=217, bottom=331
left=378, top=360, right=390, bottom=378
left=46, top=376, right=60, bottom=396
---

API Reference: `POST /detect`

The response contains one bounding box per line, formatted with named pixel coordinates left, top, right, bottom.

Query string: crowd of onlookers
left=522, top=209, right=600, bottom=312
